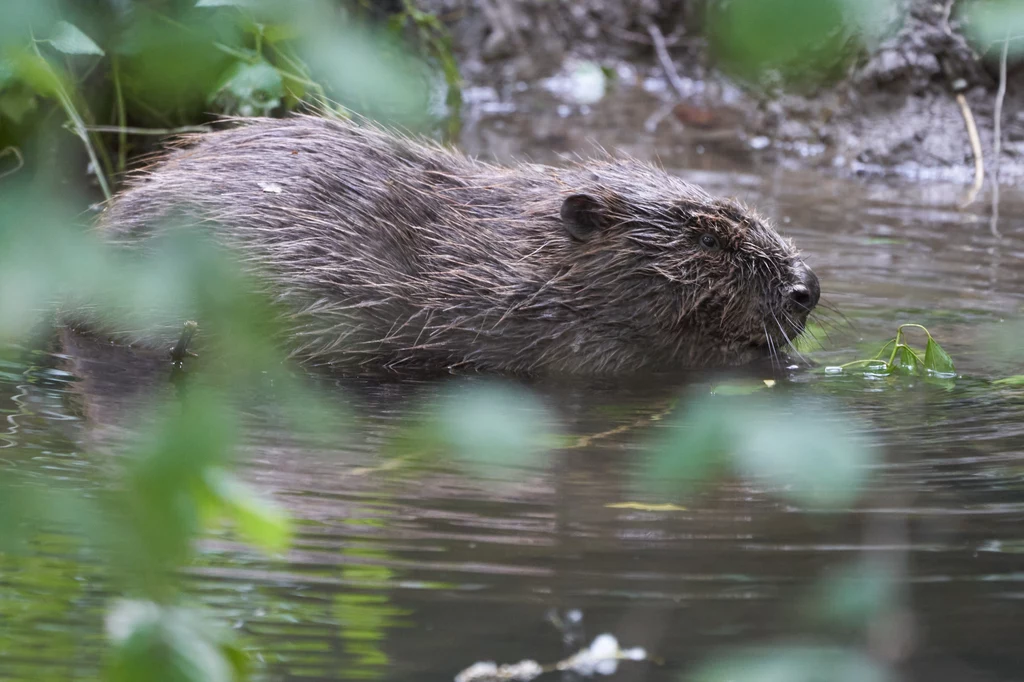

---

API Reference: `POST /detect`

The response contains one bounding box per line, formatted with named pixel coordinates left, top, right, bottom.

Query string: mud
left=423, top=0, right=1024, bottom=184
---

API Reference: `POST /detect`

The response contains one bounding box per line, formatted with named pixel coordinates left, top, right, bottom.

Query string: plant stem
left=84, top=125, right=213, bottom=135
left=896, top=323, right=931, bottom=338
left=872, top=338, right=896, bottom=360
left=112, top=56, right=127, bottom=176
left=31, top=40, right=112, bottom=201
left=839, top=359, right=890, bottom=370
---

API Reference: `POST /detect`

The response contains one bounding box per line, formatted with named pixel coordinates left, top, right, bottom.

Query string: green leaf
left=923, top=336, right=956, bottom=375
left=209, top=59, right=284, bottom=116
left=201, top=468, right=292, bottom=553
left=891, top=345, right=921, bottom=375
left=8, top=52, right=64, bottom=98
left=48, top=21, right=105, bottom=56
left=993, top=375, right=1024, bottom=387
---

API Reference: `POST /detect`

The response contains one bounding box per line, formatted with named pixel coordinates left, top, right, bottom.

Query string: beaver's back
left=99, top=117, right=578, bottom=371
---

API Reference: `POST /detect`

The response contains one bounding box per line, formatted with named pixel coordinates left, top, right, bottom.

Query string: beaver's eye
left=699, top=233, right=721, bottom=251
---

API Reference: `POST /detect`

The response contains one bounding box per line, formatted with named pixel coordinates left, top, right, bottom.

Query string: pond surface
left=2, top=88, right=1024, bottom=682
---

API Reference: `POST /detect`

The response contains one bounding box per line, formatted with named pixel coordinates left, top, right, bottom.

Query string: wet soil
left=425, top=0, right=1024, bottom=184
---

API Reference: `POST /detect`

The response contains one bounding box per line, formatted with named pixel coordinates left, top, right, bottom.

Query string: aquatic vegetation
left=826, top=324, right=956, bottom=378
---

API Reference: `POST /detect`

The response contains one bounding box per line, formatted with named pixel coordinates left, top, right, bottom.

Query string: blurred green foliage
left=691, top=646, right=891, bottom=682
left=962, top=0, right=1024, bottom=59
left=0, top=1, right=929, bottom=680
left=0, top=0, right=460, bottom=197
left=706, top=0, right=903, bottom=91
left=643, top=392, right=877, bottom=508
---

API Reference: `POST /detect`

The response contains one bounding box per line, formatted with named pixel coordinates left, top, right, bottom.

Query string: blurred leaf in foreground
left=0, top=184, right=107, bottom=342
left=962, top=0, right=1024, bottom=59
left=428, top=381, right=552, bottom=479
left=292, top=2, right=433, bottom=126
left=732, top=399, right=873, bottom=508
left=199, top=467, right=291, bottom=553
left=0, top=0, right=58, bottom=49
left=691, top=646, right=891, bottom=682
left=110, top=386, right=238, bottom=596
left=707, top=0, right=904, bottom=91
left=106, top=600, right=248, bottom=682
left=801, top=560, right=898, bottom=629
left=643, top=393, right=876, bottom=508
left=114, top=6, right=241, bottom=120
left=47, top=21, right=105, bottom=56
left=641, top=395, right=731, bottom=493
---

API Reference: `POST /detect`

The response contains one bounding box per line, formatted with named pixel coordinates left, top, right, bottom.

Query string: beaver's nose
left=789, top=264, right=820, bottom=311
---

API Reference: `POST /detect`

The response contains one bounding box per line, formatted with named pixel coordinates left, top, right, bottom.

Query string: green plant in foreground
left=826, top=324, right=956, bottom=377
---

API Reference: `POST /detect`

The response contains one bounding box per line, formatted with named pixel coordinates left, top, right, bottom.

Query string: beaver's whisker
left=803, top=313, right=836, bottom=346
left=772, top=311, right=809, bottom=366
left=763, top=322, right=780, bottom=371
left=816, top=298, right=854, bottom=328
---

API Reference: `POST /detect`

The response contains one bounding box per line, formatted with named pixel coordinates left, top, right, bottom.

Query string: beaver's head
left=554, top=161, right=819, bottom=369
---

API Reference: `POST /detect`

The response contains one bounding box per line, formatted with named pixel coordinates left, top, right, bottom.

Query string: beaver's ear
left=560, top=193, right=606, bottom=242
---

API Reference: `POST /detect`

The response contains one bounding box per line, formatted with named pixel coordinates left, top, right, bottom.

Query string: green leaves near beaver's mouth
left=826, top=324, right=957, bottom=379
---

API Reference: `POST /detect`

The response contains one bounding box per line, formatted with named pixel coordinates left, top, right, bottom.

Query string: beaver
left=97, top=115, right=819, bottom=374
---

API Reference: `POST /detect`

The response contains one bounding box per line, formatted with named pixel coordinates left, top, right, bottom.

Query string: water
left=2, top=88, right=1024, bottom=682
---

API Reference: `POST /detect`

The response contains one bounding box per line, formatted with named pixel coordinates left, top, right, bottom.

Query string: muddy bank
left=424, top=0, right=1024, bottom=185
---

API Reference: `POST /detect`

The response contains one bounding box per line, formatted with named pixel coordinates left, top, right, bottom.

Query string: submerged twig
left=957, top=92, right=984, bottom=208
left=646, top=23, right=688, bottom=100
left=562, top=400, right=676, bottom=450
left=990, top=36, right=1010, bottom=237
left=170, top=320, right=199, bottom=368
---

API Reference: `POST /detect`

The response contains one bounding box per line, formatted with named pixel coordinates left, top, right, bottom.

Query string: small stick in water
left=957, top=90, right=985, bottom=208
left=170, top=321, right=199, bottom=368
left=990, top=35, right=1010, bottom=237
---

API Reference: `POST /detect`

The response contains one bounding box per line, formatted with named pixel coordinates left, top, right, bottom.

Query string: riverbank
left=426, top=0, right=1024, bottom=188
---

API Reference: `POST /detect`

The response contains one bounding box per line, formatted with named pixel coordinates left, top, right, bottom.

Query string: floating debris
left=605, top=502, right=687, bottom=512
left=557, top=634, right=647, bottom=677
left=455, top=660, right=543, bottom=682
left=454, top=634, right=647, bottom=682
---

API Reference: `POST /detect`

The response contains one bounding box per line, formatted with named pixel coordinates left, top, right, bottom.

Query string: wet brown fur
left=97, top=115, right=816, bottom=374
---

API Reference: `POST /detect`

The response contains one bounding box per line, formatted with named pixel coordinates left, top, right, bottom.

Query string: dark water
left=3, top=88, right=1024, bottom=682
